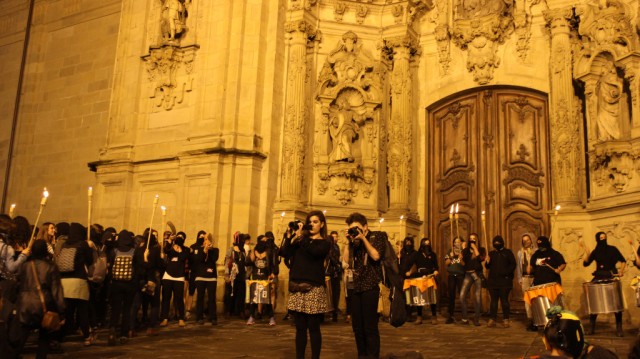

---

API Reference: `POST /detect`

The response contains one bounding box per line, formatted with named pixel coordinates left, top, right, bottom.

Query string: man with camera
left=344, top=212, right=386, bottom=359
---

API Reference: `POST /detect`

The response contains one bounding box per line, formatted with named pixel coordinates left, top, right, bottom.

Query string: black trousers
left=195, top=280, right=217, bottom=321
left=64, top=298, right=90, bottom=339
left=294, top=312, right=323, bottom=359
left=224, top=279, right=246, bottom=316
left=345, top=288, right=354, bottom=315
left=447, top=274, right=464, bottom=318
left=110, top=281, right=135, bottom=337
left=330, top=277, right=341, bottom=317
left=161, top=279, right=185, bottom=320
left=15, top=324, right=52, bottom=359
left=488, top=287, right=511, bottom=320
left=88, top=281, right=107, bottom=328
left=415, top=304, right=437, bottom=317
left=350, top=286, right=380, bottom=359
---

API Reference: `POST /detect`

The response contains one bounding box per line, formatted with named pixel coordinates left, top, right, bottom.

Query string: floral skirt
left=287, top=285, right=328, bottom=314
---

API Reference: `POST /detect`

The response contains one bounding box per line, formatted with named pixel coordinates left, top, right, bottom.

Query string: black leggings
left=195, top=280, right=217, bottom=321
left=416, top=304, right=437, bottom=316
left=294, top=312, right=323, bottom=359
left=161, top=279, right=185, bottom=320
left=64, top=298, right=90, bottom=339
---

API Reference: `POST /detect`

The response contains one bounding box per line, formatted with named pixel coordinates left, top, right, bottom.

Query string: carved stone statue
left=161, top=0, right=188, bottom=42
left=328, top=99, right=361, bottom=163
left=595, top=61, right=623, bottom=141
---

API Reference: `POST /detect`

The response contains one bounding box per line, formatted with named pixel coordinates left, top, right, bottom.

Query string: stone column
left=385, top=36, right=418, bottom=211
left=279, top=20, right=315, bottom=204
left=544, top=8, right=583, bottom=205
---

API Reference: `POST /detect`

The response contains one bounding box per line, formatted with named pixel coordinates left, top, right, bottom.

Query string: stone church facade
left=1, top=0, right=640, bottom=322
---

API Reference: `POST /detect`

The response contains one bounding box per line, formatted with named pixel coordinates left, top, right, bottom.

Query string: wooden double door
left=427, top=87, right=552, bottom=296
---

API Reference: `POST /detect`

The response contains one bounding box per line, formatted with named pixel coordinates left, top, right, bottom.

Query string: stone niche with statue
left=313, top=31, right=386, bottom=207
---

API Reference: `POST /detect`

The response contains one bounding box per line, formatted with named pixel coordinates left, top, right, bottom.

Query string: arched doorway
left=427, top=86, right=552, bottom=301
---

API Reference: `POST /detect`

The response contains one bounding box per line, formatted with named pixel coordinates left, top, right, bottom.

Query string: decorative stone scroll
left=314, top=31, right=384, bottom=205
left=142, top=45, right=198, bottom=111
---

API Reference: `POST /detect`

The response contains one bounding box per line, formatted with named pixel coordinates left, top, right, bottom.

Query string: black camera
left=288, top=220, right=301, bottom=232
left=347, top=227, right=361, bottom=238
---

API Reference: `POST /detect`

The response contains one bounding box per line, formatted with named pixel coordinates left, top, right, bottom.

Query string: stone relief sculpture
left=314, top=31, right=383, bottom=205
left=161, top=0, right=189, bottom=43
left=450, top=0, right=514, bottom=84
left=595, top=60, right=623, bottom=141
left=143, top=45, right=197, bottom=111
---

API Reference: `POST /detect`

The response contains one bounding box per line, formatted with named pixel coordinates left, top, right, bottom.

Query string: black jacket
left=485, top=248, right=516, bottom=289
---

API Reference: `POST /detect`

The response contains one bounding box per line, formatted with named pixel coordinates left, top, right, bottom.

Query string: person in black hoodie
left=403, top=237, right=439, bottom=325
left=160, top=231, right=188, bottom=327
left=186, top=231, right=205, bottom=319
left=527, top=236, right=566, bottom=286
left=485, top=235, right=516, bottom=328
left=14, top=239, right=65, bottom=359
left=57, top=223, right=93, bottom=346
left=398, top=237, right=417, bottom=322
left=246, top=235, right=276, bottom=326
left=579, top=231, right=626, bottom=336
left=107, top=230, right=137, bottom=345
left=224, top=231, right=247, bottom=318
left=194, top=233, right=219, bottom=325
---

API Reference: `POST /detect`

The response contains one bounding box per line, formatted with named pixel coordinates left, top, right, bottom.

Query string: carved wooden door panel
left=428, top=87, right=551, bottom=300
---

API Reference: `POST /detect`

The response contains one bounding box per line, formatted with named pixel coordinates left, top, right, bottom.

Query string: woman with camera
left=282, top=210, right=331, bottom=359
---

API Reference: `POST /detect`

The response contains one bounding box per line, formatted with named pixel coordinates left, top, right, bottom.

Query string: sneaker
left=503, top=319, right=510, bottom=328
left=178, top=320, right=186, bottom=327
left=246, top=316, right=255, bottom=325
left=445, top=317, right=454, bottom=324
left=185, top=312, right=192, bottom=320
left=473, top=319, right=481, bottom=326
left=159, top=319, right=168, bottom=327
left=414, top=317, right=423, bottom=325
left=83, top=335, right=94, bottom=346
left=461, top=319, right=469, bottom=325
left=269, top=317, right=276, bottom=326
left=487, top=319, right=496, bottom=328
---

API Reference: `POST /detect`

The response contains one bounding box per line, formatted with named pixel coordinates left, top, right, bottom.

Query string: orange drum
left=524, top=282, right=564, bottom=327
left=403, top=276, right=437, bottom=306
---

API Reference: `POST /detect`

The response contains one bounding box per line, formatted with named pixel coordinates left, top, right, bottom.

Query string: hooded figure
left=529, top=235, right=566, bottom=286
left=116, top=230, right=134, bottom=252
left=66, top=222, right=85, bottom=245
left=595, top=231, right=607, bottom=248
left=492, top=235, right=505, bottom=251
left=419, top=237, right=432, bottom=255
left=175, top=232, right=186, bottom=247
left=485, top=235, right=516, bottom=328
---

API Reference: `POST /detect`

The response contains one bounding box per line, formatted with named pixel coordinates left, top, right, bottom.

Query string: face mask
left=493, top=242, right=504, bottom=250
left=175, top=237, right=185, bottom=246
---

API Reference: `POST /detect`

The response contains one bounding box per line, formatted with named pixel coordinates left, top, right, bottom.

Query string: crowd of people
left=1, top=209, right=640, bottom=359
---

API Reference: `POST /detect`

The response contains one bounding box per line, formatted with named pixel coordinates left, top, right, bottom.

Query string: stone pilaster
left=384, top=35, right=419, bottom=212
left=279, top=20, right=317, bottom=204
left=544, top=8, right=583, bottom=206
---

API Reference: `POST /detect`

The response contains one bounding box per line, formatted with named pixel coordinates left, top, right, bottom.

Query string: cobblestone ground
left=21, top=315, right=637, bottom=359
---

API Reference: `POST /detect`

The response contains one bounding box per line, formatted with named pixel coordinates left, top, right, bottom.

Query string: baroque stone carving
left=314, top=31, right=383, bottom=205
left=550, top=99, right=582, bottom=199
left=502, top=163, right=544, bottom=187
left=356, top=5, right=368, bottom=24
left=142, top=45, right=198, bottom=111
left=590, top=141, right=640, bottom=193
left=575, top=0, right=636, bottom=61
left=450, top=0, right=514, bottom=84
left=335, top=2, right=347, bottom=22
left=160, top=0, right=190, bottom=44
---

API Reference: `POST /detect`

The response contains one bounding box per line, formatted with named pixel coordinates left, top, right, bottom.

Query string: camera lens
left=348, top=227, right=360, bottom=237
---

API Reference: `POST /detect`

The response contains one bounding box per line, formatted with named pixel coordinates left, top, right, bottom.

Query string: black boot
left=615, top=312, right=623, bottom=337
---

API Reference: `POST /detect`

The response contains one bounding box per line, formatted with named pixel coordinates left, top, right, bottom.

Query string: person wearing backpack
left=344, top=212, right=386, bottom=359
left=484, top=235, right=516, bottom=328
left=14, top=239, right=64, bottom=359
left=56, top=223, right=93, bottom=346
left=107, top=230, right=137, bottom=345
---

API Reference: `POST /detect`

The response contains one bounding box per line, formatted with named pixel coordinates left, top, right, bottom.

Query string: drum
left=404, top=277, right=437, bottom=306
left=583, top=280, right=625, bottom=314
left=524, top=282, right=564, bottom=327
left=246, top=280, right=271, bottom=304
left=325, top=276, right=334, bottom=312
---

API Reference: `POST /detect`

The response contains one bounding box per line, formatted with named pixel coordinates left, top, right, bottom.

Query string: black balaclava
left=419, top=238, right=432, bottom=255
left=537, top=236, right=551, bottom=250
left=117, top=230, right=133, bottom=251
left=175, top=231, right=186, bottom=247
left=402, top=237, right=415, bottom=256
left=255, top=240, right=268, bottom=254
left=196, top=230, right=206, bottom=246
left=493, top=235, right=505, bottom=251
left=595, top=231, right=607, bottom=248
left=265, top=231, right=276, bottom=248
left=67, top=222, right=86, bottom=244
